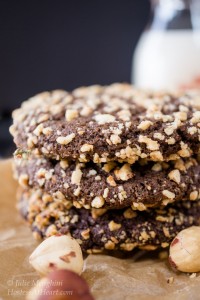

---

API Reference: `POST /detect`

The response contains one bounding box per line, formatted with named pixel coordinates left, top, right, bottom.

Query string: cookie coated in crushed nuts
left=18, top=188, right=200, bottom=253
left=10, top=84, right=200, bottom=163
left=13, top=154, right=200, bottom=209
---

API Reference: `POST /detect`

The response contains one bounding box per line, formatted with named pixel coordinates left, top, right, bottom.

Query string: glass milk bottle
left=132, top=0, right=200, bottom=90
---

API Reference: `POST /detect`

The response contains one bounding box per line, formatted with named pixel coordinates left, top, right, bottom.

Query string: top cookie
left=10, top=84, right=200, bottom=163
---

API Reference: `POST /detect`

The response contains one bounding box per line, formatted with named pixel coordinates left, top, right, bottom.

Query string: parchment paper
left=1, top=159, right=200, bottom=300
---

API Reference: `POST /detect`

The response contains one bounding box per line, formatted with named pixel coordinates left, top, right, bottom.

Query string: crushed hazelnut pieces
left=56, top=133, right=75, bottom=145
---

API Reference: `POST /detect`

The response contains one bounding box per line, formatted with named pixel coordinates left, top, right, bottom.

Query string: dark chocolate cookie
left=18, top=188, right=200, bottom=253
left=10, top=84, right=200, bottom=163
left=14, top=154, right=200, bottom=210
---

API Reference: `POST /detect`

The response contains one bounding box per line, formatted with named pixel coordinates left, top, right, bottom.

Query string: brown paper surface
left=1, top=159, right=200, bottom=300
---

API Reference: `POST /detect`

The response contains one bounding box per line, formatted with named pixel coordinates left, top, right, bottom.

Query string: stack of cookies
left=10, top=83, right=200, bottom=253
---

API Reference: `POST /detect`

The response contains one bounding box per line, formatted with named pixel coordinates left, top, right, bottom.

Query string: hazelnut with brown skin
left=27, top=269, right=94, bottom=300
left=169, top=226, right=200, bottom=273
left=29, top=235, right=84, bottom=276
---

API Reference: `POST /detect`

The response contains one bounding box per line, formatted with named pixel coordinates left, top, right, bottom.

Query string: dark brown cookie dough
left=14, top=154, right=200, bottom=210
left=10, top=84, right=200, bottom=163
left=18, top=188, right=200, bottom=253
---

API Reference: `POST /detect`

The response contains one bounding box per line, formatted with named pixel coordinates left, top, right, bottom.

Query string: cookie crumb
left=189, top=273, right=197, bottom=279
left=167, top=277, right=174, bottom=284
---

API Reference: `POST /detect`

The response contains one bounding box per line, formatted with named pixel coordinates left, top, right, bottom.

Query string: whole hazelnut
left=29, top=235, right=83, bottom=276
left=27, top=269, right=94, bottom=300
left=169, top=226, right=200, bottom=273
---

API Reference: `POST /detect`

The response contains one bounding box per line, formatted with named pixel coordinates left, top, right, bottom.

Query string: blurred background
left=0, top=0, right=150, bottom=157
